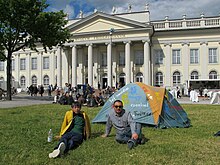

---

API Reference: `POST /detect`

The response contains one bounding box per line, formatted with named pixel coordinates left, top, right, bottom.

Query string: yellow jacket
left=59, top=110, right=91, bottom=140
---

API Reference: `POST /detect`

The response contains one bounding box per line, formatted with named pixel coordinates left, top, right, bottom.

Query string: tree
left=0, top=0, right=70, bottom=100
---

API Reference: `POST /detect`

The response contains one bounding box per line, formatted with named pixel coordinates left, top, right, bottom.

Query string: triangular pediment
left=67, top=12, right=148, bottom=34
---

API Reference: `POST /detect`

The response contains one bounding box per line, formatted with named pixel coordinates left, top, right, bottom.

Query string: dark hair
left=113, top=100, right=123, bottom=105
left=71, top=101, right=81, bottom=108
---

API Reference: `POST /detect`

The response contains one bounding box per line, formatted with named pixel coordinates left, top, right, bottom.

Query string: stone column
left=15, top=54, right=20, bottom=85
left=107, top=42, right=112, bottom=87
left=26, top=53, right=31, bottom=87
left=72, top=45, right=77, bottom=87
left=164, top=43, right=172, bottom=87
left=143, top=40, right=150, bottom=85
left=182, top=42, right=189, bottom=83
left=62, top=48, right=69, bottom=85
left=200, top=41, right=208, bottom=79
left=38, top=52, right=42, bottom=85
left=87, top=44, right=93, bottom=86
left=50, top=50, right=55, bottom=86
left=56, top=47, right=62, bottom=88
left=125, top=41, right=131, bottom=84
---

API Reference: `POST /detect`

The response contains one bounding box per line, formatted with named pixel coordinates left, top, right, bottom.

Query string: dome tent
left=92, top=82, right=190, bottom=128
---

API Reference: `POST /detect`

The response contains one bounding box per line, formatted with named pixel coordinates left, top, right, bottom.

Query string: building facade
left=0, top=6, right=220, bottom=91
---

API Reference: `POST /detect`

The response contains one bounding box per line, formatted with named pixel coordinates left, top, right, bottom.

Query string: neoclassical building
left=0, top=5, right=220, bottom=91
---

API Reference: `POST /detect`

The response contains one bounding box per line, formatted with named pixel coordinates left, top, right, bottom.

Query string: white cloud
left=64, top=4, right=75, bottom=18
left=47, top=0, right=220, bottom=20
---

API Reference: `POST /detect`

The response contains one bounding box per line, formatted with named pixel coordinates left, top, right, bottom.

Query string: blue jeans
left=55, top=131, right=83, bottom=153
left=115, top=123, right=142, bottom=145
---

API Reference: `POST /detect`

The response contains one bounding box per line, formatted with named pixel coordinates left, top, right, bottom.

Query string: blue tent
left=92, top=83, right=190, bottom=128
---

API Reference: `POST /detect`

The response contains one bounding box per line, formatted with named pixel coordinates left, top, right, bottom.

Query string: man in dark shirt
left=49, top=102, right=90, bottom=158
left=101, top=100, right=147, bottom=149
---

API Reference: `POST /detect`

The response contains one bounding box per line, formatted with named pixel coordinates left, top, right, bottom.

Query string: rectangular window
left=135, top=50, right=144, bottom=65
left=190, top=49, right=199, bottom=64
left=209, top=48, right=218, bottom=63
left=172, top=49, right=181, bottom=64
left=11, top=59, right=15, bottom=71
left=119, top=52, right=125, bottom=66
left=101, top=52, right=107, bottom=67
left=20, top=58, right=26, bottom=70
left=43, top=57, right=49, bottom=69
left=154, top=49, right=164, bottom=64
left=31, top=57, right=37, bottom=70
left=0, top=61, right=4, bottom=71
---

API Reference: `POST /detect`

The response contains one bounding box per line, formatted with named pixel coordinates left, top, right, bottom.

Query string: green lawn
left=0, top=104, right=220, bottom=165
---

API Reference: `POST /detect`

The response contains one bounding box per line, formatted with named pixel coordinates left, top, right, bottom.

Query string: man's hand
left=101, top=134, right=108, bottom=138
left=132, top=133, right=138, bottom=140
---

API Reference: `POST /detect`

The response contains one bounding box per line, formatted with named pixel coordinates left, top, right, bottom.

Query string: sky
left=46, top=0, right=220, bottom=21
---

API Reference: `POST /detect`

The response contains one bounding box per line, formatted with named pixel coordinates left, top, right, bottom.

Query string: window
left=101, top=52, right=107, bottom=67
left=209, top=48, right=218, bottom=63
left=136, top=72, right=143, bottom=82
left=43, top=57, right=49, bottom=69
left=191, top=71, right=199, bottom=79
left=155, top=72, right=163, bottom=86
left=154, top=49, right=164, bottom=64
left=0, top=77, right=4, bottom=88
left=20, top=58, right=26, bottom=70
left=0, top=61, right=4, bottom=71
left=209, top=70, right=217, bottom=79
left=12, top=59, right=15, bottom=71
left=119, top=52, right=125, bottom=66
left=20, top=76, right=26, bottom=88
left=173, top=71, right=181, bottom=85
left=31, top=57, right=37, bottom=70
left=172, top=49, right=181, bottom=64
left=135, top=50, right=144, bottom=65
left=43, top=75, right=49, bottom=86
left=32, top=75, right=37, bottom=85
left=190, top=49, right=199, bottom=64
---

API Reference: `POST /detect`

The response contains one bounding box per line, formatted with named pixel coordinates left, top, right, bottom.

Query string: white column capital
left=200, top=41, right=208, bottom=45
left=123, top=41, right=132, bottom=44
left=181, top=42, right=190, bottom=46
left=164, top=43, right=172, bottom=47
left=142, top=39, right=150, bottom=43
left=86, top=43, right=93, bottom=47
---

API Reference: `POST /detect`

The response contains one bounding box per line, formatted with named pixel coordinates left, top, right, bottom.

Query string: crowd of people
left=52, top=83, right=116, bottom=107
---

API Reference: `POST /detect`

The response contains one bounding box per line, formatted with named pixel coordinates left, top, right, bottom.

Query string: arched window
left=32, top=75, right=37, bottom=85
left=0, top=77, right=4, bottom=88
left=191, top=71, right=199, bottom=79
left=136, top=72, right=143, bottom=82
left=43, top=75, right=49, bottom=86
left=155, top=72, right=163, bottom=86
left=20, top=76, right=26, bottom=88
left=209, top=70, right=217, bottom=79
left=173, top=71, right=181, bottom=86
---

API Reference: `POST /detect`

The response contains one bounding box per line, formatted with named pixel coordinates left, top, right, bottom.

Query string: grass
left=0, top=104, right=220, bottom=165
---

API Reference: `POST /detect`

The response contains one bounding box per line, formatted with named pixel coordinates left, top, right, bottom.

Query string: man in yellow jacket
left=49, top=102, right=91, bottom=158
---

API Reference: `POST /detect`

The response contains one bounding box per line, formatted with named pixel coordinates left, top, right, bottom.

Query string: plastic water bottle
left=48, top=128, right=53, bottom=142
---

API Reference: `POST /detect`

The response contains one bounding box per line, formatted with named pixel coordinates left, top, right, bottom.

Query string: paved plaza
left=0, top=92, right=213, bottom=109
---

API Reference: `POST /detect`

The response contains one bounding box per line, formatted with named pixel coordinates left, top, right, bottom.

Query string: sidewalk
left=0, top=93, right=53, bottom=108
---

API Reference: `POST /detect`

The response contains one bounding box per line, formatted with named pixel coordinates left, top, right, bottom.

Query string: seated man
left=101, top=100, right=147, bottom=149
left=49, top=102, right=91, bottom=158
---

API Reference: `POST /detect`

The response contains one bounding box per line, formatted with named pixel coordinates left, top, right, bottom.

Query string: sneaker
left=48, top=142, right=66, bottom=158
left=127, top=141, right=134, bottom=150
left=59, top=142, right=66, bottom=155
left=49, top=149, right=60, bottom=158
